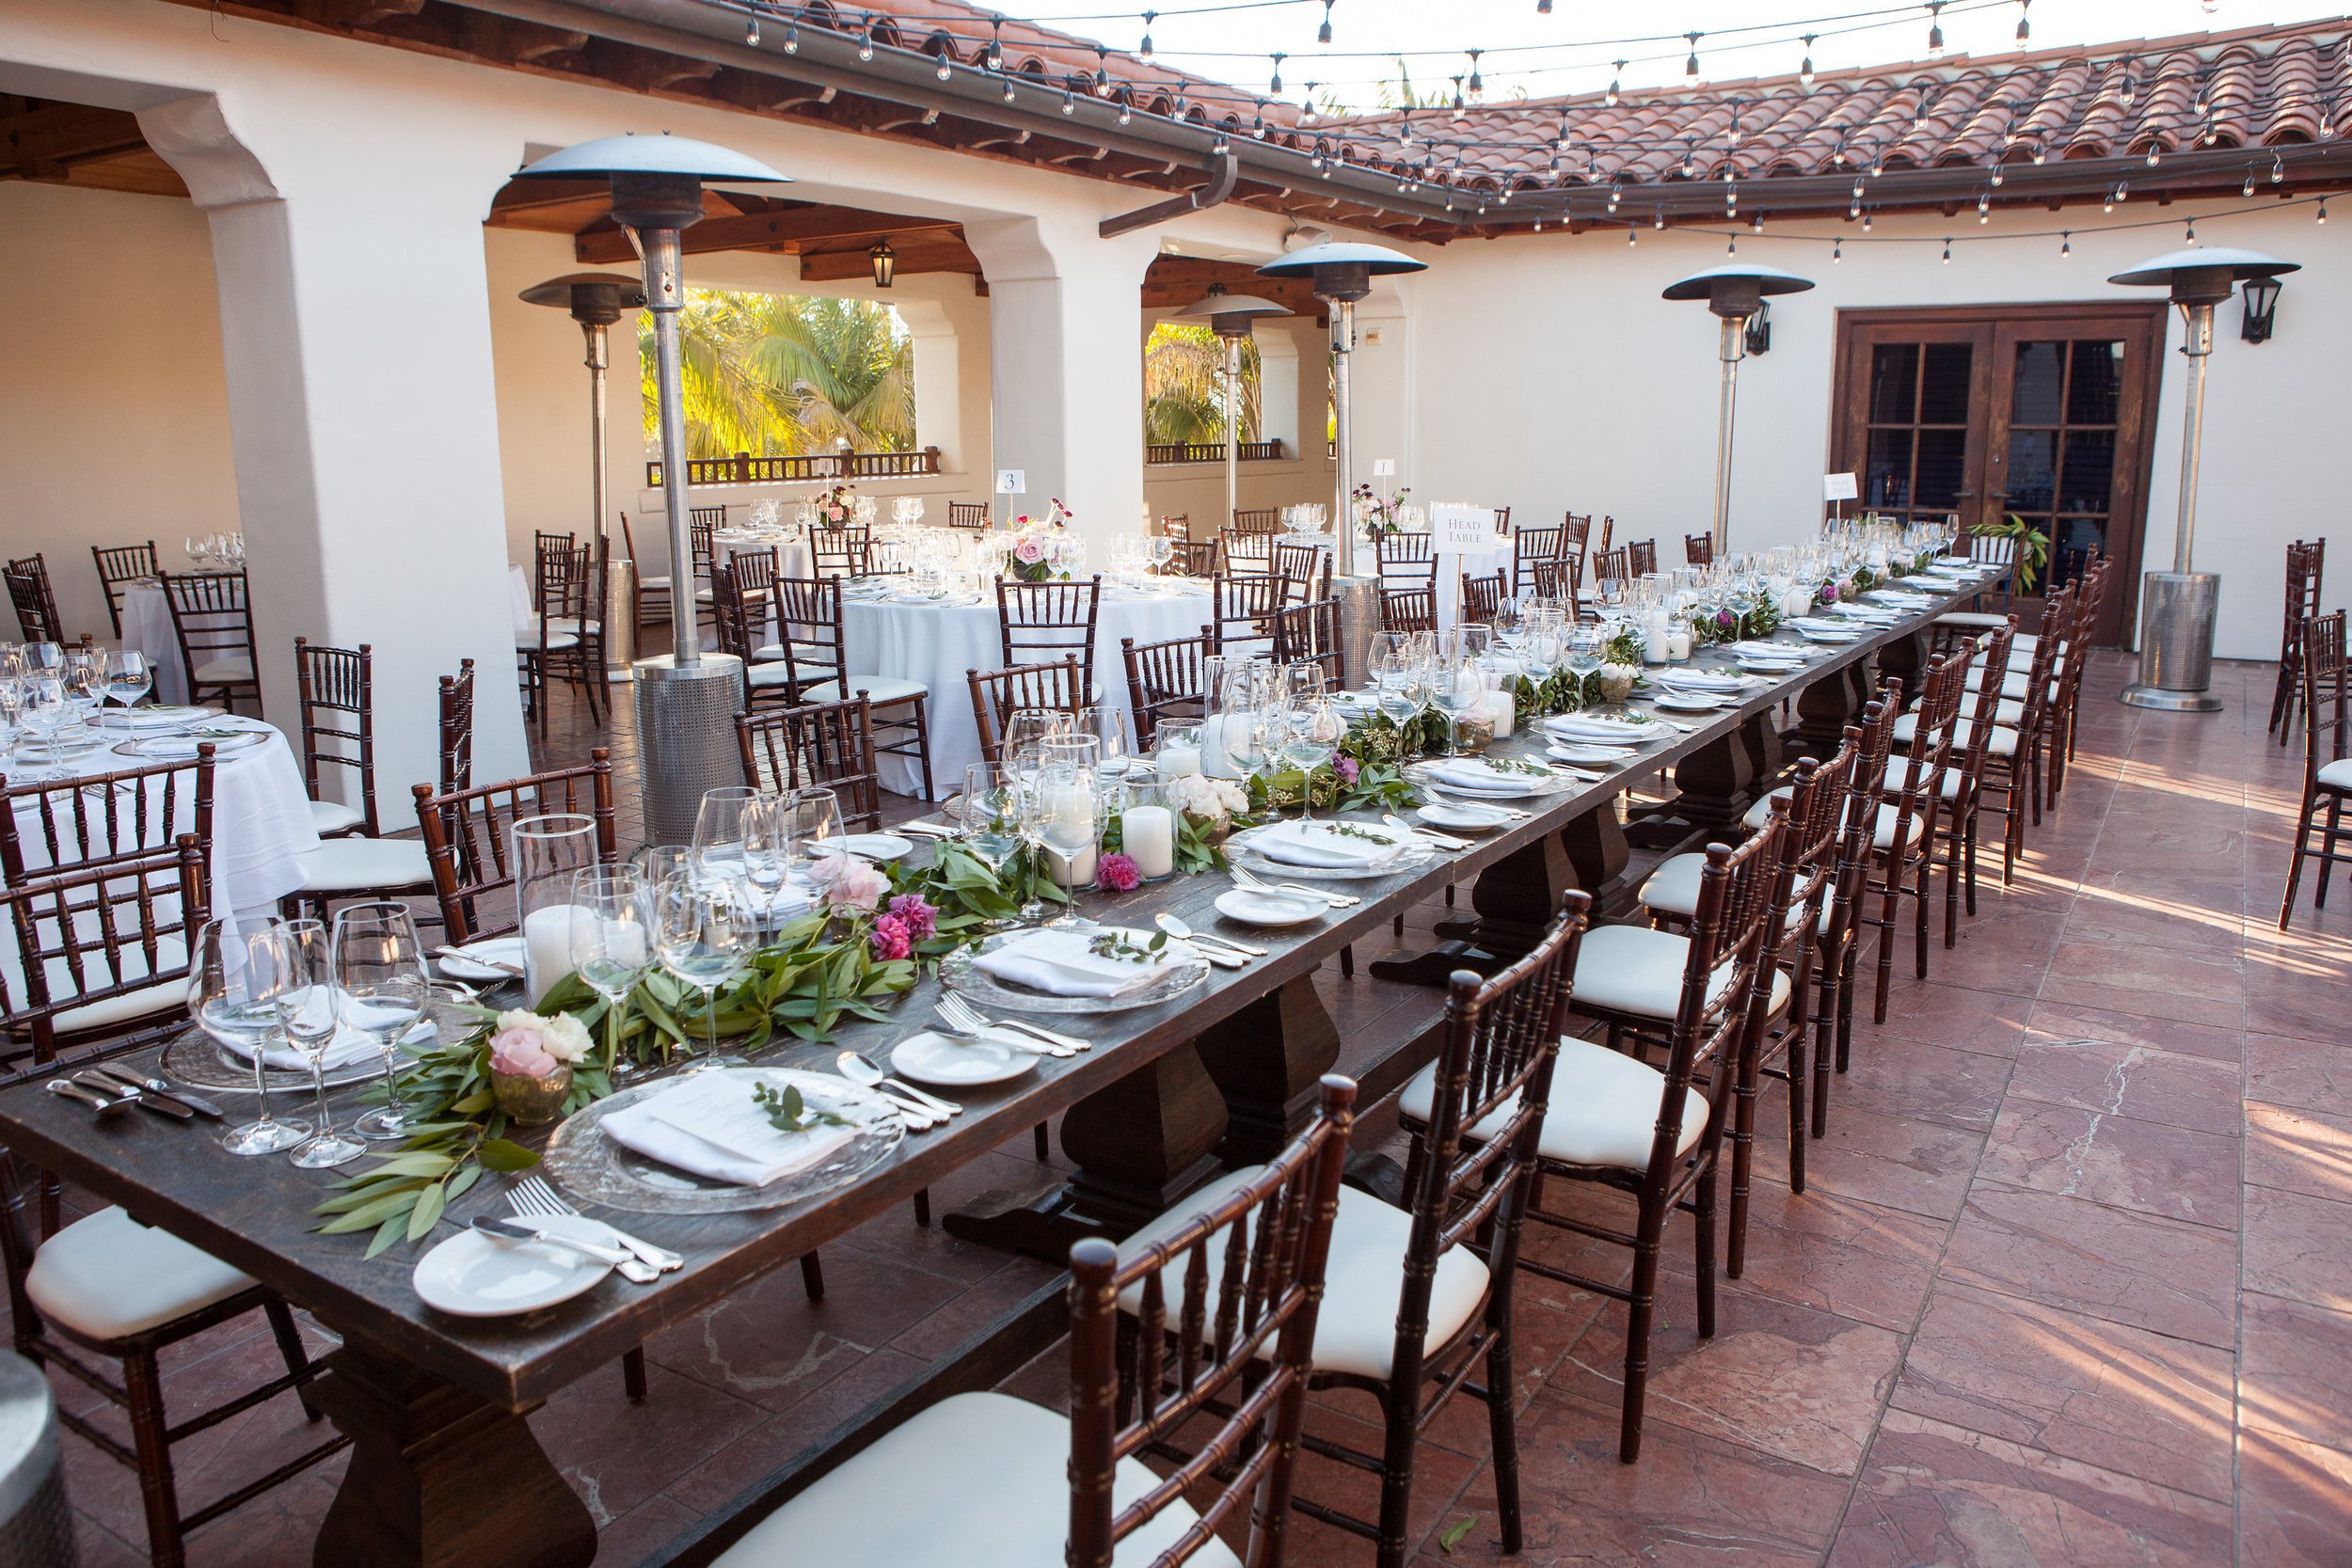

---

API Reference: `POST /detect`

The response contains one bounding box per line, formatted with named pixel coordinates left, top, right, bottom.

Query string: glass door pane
left=1999, top=338, right=2126, bottom=596
left=1858, top=339, right=1974, bottom=528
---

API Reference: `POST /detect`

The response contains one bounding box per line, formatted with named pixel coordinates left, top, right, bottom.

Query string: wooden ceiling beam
left=574, top=207, right=961, bottom=263
left=797, top=243, right=981, bottom=283
left=0, top=103, right=146, bottom=167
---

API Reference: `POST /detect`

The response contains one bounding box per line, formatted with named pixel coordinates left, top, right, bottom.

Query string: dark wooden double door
left=1830, top=302, right=2166, bottom=642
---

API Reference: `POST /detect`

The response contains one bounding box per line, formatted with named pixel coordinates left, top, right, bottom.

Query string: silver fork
left=1230, top=865, right=1360, bottom=907
left=938, top=993, right=1089, bottom=1053
left=512, top=1175, right=683, bottom=1273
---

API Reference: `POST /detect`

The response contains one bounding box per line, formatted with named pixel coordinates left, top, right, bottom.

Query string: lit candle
left=1485, top=686, right=1516, bottom=738
left=1160, top=738, right=1202, bottom=778
left=1122, top=804, right=1176, bottom=879
left=522, top=902, right=589, bottom=1005
left=1667, top=626, right=1693, bottom=661
left=1198, top=715, right=1235, bottom=778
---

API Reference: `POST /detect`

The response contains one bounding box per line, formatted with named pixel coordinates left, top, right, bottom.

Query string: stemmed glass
left=1001, top=708, right=1070, bottom=780
left=1426, top=635, right=1481, bottom=757
left=192, top=918, right=311, bottom=1155
left=784, top=785, right=844, bottom=865
left=1076, top=705, right=1133, bottom=778
left=959, top=762, right=1026, bottom=929
left=569, top=865, right=655, bottom=1081
left=738, top=796, right=797, bottom=928
left=274, top=918, right=363, bottom=1169
left=59, top=664, right=100, bottom=740
left=1563, top=627, right=1607, bottom=707
left=333, top=902, right=431, bottom=1141
left=1281, top=694, right=1341, bottom=822
left=692, top=784, right=761, bottom=886
left=1033, top=761, right=1101, bottom=929
left=102, top=650, right=151, bottom=733
left=654, top=872, right=751, bottom=1068
left=17, top=673, right=67, bottom=781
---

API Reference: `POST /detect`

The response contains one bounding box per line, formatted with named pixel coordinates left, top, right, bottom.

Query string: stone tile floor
left=52, top=651, right=2352, bottom=1567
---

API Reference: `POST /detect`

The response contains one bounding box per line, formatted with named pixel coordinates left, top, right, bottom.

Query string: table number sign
left=1823, top=472, right=1859, bottom=501
left=1431, top=503, right=1504, bottom=552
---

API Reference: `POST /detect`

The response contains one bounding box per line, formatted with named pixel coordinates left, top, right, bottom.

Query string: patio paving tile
left=1976, top=1097, right=2242, bottom=1230
left=1939, top=1186, right=2239, bottom=1348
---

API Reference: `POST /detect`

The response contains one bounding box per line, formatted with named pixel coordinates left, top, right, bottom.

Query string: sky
left=972, top=1, right=2348, bottom=112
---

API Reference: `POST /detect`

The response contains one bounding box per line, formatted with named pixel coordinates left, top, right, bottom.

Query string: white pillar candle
left=1048, top=846, right=1098, bottom=889
left=1642, top=611, right=1671, bottom=665
left=1667, top=627, right=1693, bottom=661
left=1199, top=714, right=1237, bottom=778
left=522, top=902, right=590, bottom=1006
left=1485, top=686, right=1516, bottom=738
left=1159, top=740, right=1202, bottom=779
left=1122, top=804, right=1176, bottom=879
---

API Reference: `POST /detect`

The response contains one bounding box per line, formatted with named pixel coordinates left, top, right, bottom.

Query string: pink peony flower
left=809, top=852, right=888, bottom=913
left=868, top=915, right=914, bottom=962
left=1013, top=539, right=1045, bottom=564
left=886, top=894, right=938, bottom=941
left=1820, top=582, right=1839, bottom=604
left=1096, top=852, right=1141, bottom=893
left=489, top=1025, right=560, bottom=1079
left=1334, top=756, right=1360, bottom=785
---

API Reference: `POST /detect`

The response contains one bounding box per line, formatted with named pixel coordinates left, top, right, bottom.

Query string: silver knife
left=89, top=1067, right=224, bottom=1119
left=470, top=1215, right=644, bottom=1271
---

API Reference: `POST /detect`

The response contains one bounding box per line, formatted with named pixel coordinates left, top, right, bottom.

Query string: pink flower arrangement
left=1013, top=538, right=1044, bottom=564
left=809, top=852, right=889, bottom=913
left=869, top=915, right=914, bottom=962
left=1096, top=852, right=1142, bottom=893
left=486, top=1008, right=591, bottom=1079
left=1334, top=756, right=1360, bottom=786
left=886, top=894, right=938, bottom=941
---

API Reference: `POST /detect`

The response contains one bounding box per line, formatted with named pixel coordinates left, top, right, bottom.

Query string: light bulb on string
left=743, top=8, right=758, bottom=48
left=2185, top=216, right=2197, bottom=243
left=858, top=19, right=874, bottom=61
left=1655, top=209, right=1666, bottom=230
left=1092, top=48, right=1110, bottom=94
left=1686, top=32, right=1703, bottom=79
left=2031, top=142, right=2046, bottom=165
left=2245, top=167, right=2258, bottom=197
left=1851, top=198, right=1862, bottom=219
left=2059, top=230, right=2071, bottom=256
left=2103, top=184, right=2116, bottom=213
left=1680, top=145, right=1697, bottom=179
left=1727, top=232, right=1737, bottom=255
left=2147, top=146, right=2161, bottom=167
left=1250, top=106, right=1266, bottom=139
left=986, top=18, right=1004, bottom=69
left=1833, top=238, right=1842, bottom=261
left=1629, top=223, right=1638, bottom=246
left=1801, top=36, right=1818, bottom=87
left=2015, top=0, right=2030, bottom=43
left=1467, top=49, right=1485, bottom=102
left=1136, top=12, right=1152, bottom=61
left=1607, top=61, right=1625, bottom=107
left=1978, top=192, right=1990, bottom=224
left=783, top=18, right=797, bottom=51
left=936, top=52, right=951, bottom=81
left=2319, top=198, right=2328, bottom=224
left=1606, top=180, right=1621, bottom=213
left=1751, top=209, right=1763, bottom=233
left=1061, top=89, right=1075, bottom=116
left=1870, top=151, right=1886, bottom=177
left=1942, top=237, right=1952, bottom=262
left=1120, top=99, right=1134, bottom=125
left=1318, top=0, right=1333, bottom=45
left=2273, top=150, right=2286, bottom=182
left=1002, top=76, right=1016, bottom=102
left=1927, top=2, right=1947, bottom=58
left=1268, top=54, right=1283, bottom=95
left=1301, top=87, right=1317, bottom=123
left=1450, top=76, right=1466, bottom=123
left=1863, top=208, right=1874, bottom=231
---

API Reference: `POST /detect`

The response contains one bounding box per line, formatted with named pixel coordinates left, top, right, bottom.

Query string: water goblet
left=275, top=919, right=363, bottom=1169
left=333, top=902, right=431, bottom=1141
left=654, top=872, right=751, bottom=1068
left=194, top=918, right=311, bottom=1156
left=1281, top=694, right=1342, bottom=822
left=570, top=865, right=655, bottom=1079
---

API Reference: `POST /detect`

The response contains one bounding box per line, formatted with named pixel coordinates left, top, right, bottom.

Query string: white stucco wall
left=1398, top=200, right=2342, bottom=660
left=0, top=181, right=244, bottom=640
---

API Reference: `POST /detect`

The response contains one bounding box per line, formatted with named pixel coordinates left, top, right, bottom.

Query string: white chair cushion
left=191, top=654, right=253, bottom=686
left=1894, top=707, right=2022, bottom=747
left=308, top=799, right=366, bottom=836
left=1741, top=785, right=1793, bottom=833
left=711, top=1391, right=1238, bottom=1568
left=0, top=931, right=189, bottom=1036
left=1639, top=852, right=1705, bottom=917
left=751, top=644, right=789, bottom=663
left=548, top=618, right=600, bottom=639
left=803, top=676, right=928, bottom=704
left=638, top=574, right=672, bottom=590
left=518, top=630, right=581, bottom=652
left=1872, top=800, right=1931, bottom=851
left=1570, top=925, right=1790, bottom=1022
left=1398, top=1037, right=1707, bottom=1173
left=1883, top=756, right=1966, bottom=800
left=746, top=662, right=796, bottom=690
left=2318, top=757, right=2352, bottom=792
left=25, top=1206, right=253, bottom=1342
left=1116, top=1168, right=1488, bottom=1384
left=1933, top=610, right=2010, bottom=630
left=295, top=836, right=433, bottom=894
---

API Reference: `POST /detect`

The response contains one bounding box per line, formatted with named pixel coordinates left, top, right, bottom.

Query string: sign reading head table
left=1430, top=503, right=1506, bottom=553
left=1823, top=472, right=1859, bottom=502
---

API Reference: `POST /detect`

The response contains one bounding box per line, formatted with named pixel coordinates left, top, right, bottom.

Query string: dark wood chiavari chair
left=1375, top=531, right=1437, bottom=589
left=1591, top=546, right=1631, bottom=601
left=1378, top=586, right=1438, bottom=636
left=996, top=576, right=1103, bottom=694
left=1626, top=538, right=1659, bottom=577
left=1530, top=554, right=1584, bottom=614
left=619, top=514, right=708, bottom=640
left=1596, top=515, right=1614, bottom=554
left=1273, top=542, right=1327, bottom=604
left=1858, top=640, right=1973, bottom=1026
left=1163, top=539, right=1219, bottom=578
left=724, top=547, right=787, bottom=661
left=517, top=543, right=599, bottom=730
left=2280, top=610, right=2350, bottom=928
left=1808, top=692, right=1902, bottom=1122
left=773, top=576, right=934, bottom=800
left=2272, top=539, right=2327, bottom=746
left=1231, top=507, right=1279, bottom=533
left=2044, top=552, right=2112, bottom=800
left=532, top=529, right=576, bottom=564
left=0, top=844, right=348, bottom=1568
left=1919, top=619, right=2014, bottom=943
left=159, top=571, right=260, bottom=715
left=737, top=696, right=884, bottom=833
left=438, top=658, right=476, bottom=797
left=409, top=753, right=617, bottom=944
left=1938, top=585, right=2073, bottom=886
left=1120, top=627, right=1215, bottom=750
left=966, top=657, right=1086, bottom=768
left=1220, top=528, right=1274, bottom=576
left=4, top=556, right=64, bottom=646
left=710, top=562, right=797, bottom=714
left=89, top=542, right=159, bottom=641
left=292, top=639, right=379, bottom=838
left=726, top=1079, right=1355, bottom=1568
left=1513, top=524, right=1565, bottom=598
left=1529, top=826, right=1786, bottom=1462
left=1460, top=570, right=1508, bottom=626
left=1208, top=572, right=1286, bottom=657
left=688, top=505, right=728, bottom=531
left=1273, top=596, right=1346, bottom=689
left=946, top=501, right=992, bottom=531
left=1156, top=512, right=1189, bottom=539
left=1561, top=512, right=1592, bottom=562
left=1684, top=533, right=1714, bottom=566
left=0, top=753, right=215, bottom=893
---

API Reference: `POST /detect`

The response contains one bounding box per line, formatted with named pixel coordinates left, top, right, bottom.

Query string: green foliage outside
left=1145, top=321, right=1261, bottom=446
left=643, top=289, right=915, bottom=459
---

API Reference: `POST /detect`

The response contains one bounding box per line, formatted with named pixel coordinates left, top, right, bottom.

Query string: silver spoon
left=835, top=1052, right=961, bottom=1117
left=45, top=1079, right=132, bottom=1118
left=1153, top=912, right=1255, bottom=962
left=1383, top=813, right=1468, bottom=850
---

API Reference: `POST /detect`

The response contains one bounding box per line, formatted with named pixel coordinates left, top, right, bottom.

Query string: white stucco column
left=141, top=91, right=531, bottom=798
left=965, top=218, right=1157, bottom=544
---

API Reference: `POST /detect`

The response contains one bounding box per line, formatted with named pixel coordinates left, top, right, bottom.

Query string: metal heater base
left=2120, top=570, right=2223, bottom=715
left=632, top=653, right=746, bottom=845
left=2120, top=684, right=2225, bottom=713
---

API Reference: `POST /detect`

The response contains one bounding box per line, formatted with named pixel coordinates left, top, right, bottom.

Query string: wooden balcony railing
left=1145, top=439, right=1288, bottom=466
left=645, top=447, right=943, bottom=487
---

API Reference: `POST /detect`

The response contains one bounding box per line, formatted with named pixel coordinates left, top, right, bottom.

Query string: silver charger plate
left=1225, top=821, right=1441, bottom=880
left=155, top=989, right=477, bottom=1096
left=939, top=929, right=1210, bottom=1014
left=1402, top=760, right=1588, bottom=801
left=541, top=1067, right=903, bottom=1215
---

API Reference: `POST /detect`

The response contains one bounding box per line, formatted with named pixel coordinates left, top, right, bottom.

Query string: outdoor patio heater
left=2107, top=246, right=2300, bottom=713
left=1175, top=287, right=1289, bottom=537
left=1661, top=263, right=1816, bottom=554
left=513, top=135, right=790, bottom=842
left=518, top=271, right=644, bottom=668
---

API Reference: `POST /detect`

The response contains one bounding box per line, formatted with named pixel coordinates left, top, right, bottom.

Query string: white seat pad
left=1893, top=712, right=2019, bottom=754
left=1399, top=1037, right=1708, bottom=1173
left=191, top=654, right=253, bottom=686
left=1933, top=610, right=2011, bottom=631
left=1571, top=925, right=1790, bottom=1022
left=295, top=836, right=433, bottom=893
left=26, top=1206, right=254, bottom=1341
left=308, top=800, right=366, bottom=836
left=745, top=662, right=796, bottom=690
left=2319, top=757, right=2352, bottom=792
left=1741, top=785, right=1793, bottom=834
left=518, top=630, right=581, bottom=652
left=1639, top=852, right=1706, bottom=917
left=803, top=676, right=927, bottom=704
left=712, top=1390, right=1238, bottom=1568
left=0, top=929, right=189, bottom=1036
left=1115, top=1168, right=1489, bottom=1384
left=1883, top=756, right=1967, bottom=800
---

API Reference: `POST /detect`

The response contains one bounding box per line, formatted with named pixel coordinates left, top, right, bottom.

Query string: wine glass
left=654, top=871, right=750, bottom=1068
left=1281, top=694, right=1341, bottom=822
left=1563, top=626, right=1607, bottom=707
left=1076, top=705, right=1133, bottom=778
left=1001, top=708, right=1070, bottom=782
left=784, top=785, right=844, bottom=865
left=0, top=675, right=22, bottom=766
left=1033, top=761, right=1101, bottom=929
left=570, top=865, right=655, bottom=1081
left=274, top=918, right=362, bottom=1169
left=103, top=649, right=151, bottom=732
left=692, top=785, right=760, bottom=887
left=1225, top=705, right=1271, bottom=786
left=332, top=902, right=431, bottom=1141
left=16, top=673, right=66, bottom=781
left=959, top=763, right=1026, bottom=930
left=59, top=664, right=101, bottom=738
left=1427, top=636, right=1483, bottom=757
left=737, top=796, right=797, bottom=929
left=192, top=918, right=311, bottom=1155
left=20, top=643, right=60, bottom=675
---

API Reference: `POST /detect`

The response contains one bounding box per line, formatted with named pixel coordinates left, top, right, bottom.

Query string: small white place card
left=1430, top=502, right=1503, bottom=552
left=1823, top=472, right=1859, bottom=502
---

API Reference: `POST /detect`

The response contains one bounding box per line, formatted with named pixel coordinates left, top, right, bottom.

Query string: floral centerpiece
left=1002, top=499, right=1083, bottom=582
left=814, top=483, right=857, bottom=528
left=1350, top=483, right=1412, bottom=540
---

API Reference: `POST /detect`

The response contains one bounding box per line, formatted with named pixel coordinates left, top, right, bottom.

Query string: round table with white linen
left=835, top=582, right=1212, bottom=798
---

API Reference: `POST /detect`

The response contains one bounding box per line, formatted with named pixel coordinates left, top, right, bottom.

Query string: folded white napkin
left=1657, top=671, right=1748, bottom=692
left=111, top=706, right=211, bottom=731
left=1545, top=714, right=1660, bottom=740
left=973, top=929, right=1182, bottom=997
left=216, top=1012, right=431, bottom=1073
left=1428, top=757, right=1557, bottom=794
left=1728, top=641, right=1806, bottom=659
left=602, top=1072, right=855, bottom=1187
left=1246, top=820, right=1406, bottom=869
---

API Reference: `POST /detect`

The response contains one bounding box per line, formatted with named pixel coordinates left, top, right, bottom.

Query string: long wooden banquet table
left=0, top=573, right=1994, bottom=1568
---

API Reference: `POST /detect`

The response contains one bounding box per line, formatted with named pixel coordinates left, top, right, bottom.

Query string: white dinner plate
left=891, top=1030, right=1034, bottom=1086
left=1214, top=887, right=1328, bottom=927
left=411, top=1213, right=619, bottom=1318
left=1650, top=691, right=1730, bottom=713
left=112, top=731, right=268, bottom=760
left=435, top=937, right=526, bottom=982
left=834, top=832, right=913, bottom=863
left=1416, top=800, right=1515, bottom=832
left=1793, top=626, right=1862, bottom=643
left=1546, top=742, right=1636, bottom=765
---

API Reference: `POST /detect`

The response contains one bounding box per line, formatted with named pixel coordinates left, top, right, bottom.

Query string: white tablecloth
left=118, top=583, right=183, bottom=704
left=1437, top=534, right=1515, bottom=628
left=833, top=585, right=1212, bottom=798
left=12, top=719, right=319, bottom=929
left=508, top=562, right=535, bottom=638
